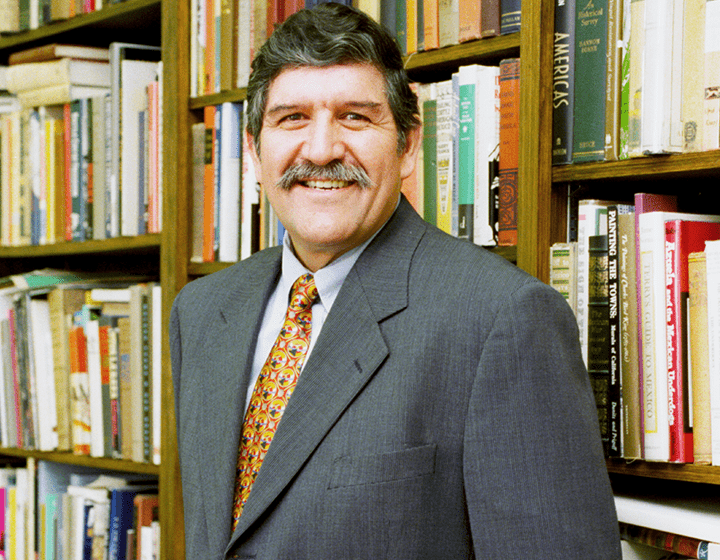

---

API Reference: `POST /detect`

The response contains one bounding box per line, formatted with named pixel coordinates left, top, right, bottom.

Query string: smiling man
left=170, top=3, right=621, bottom=559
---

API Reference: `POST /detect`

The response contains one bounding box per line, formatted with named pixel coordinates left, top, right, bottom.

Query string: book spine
left=682, top=0, right=706, bottom=151
left=202, top=105, right=216, bottom=262
left=603, top=0, right=622, bottom=160
left=665, top=221, right=687, bottom=463
left=422, top=88, right=437, bottom=226
left=459, top=0, right=481, bottom=42
left=708, top=241, right=720, bottom=465
left=607, top=207, right=622, bottom=456
left=481, top=0, right=500, bottom=36
left=435, top=80, right=454, bottom=235
left=703, top=0, right=720, bottom=151
left=551, top=0, right=575, bottom=165
left=438, top=0, right=459, bottom=47
left=618, top=210, right=642, bottom=459
left=572, top=0, right=607, bottom=162
left=423, top=0, right=439, bottom=50
left=689, top=251, right=712, bottom=464
left=498, top=58, right=519, bottom=246
left=500, top=0, right=520, bottom=33
left=457, top=66, right=476, bottom=242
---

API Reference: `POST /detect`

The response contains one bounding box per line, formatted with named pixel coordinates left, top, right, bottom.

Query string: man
left=170, top=3, right=621, bottom=559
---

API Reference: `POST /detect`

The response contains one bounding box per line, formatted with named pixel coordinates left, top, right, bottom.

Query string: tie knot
left=289, top=273, right=318, bottom=311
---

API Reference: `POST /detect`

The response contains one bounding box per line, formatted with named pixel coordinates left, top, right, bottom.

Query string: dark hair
left=245, top=2, right=421, bottom=153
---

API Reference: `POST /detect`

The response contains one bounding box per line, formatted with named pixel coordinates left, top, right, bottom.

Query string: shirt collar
left=279, top=195, right=400, bottom=309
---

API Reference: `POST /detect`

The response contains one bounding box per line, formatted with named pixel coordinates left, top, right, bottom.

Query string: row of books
left=0, top=460, right=159, bottom=560
left=191, top=0, right=521, bottom=97
left=552, top=0, right=720, bottom=163
left=0, top=43, right=163, bottom=247
left=0, top=0, right=127, bottom=34
left=616, top=493, right=720, bottom=559
left=191, top=102, right=259, bottom=263
left=550, top=193, right=720, bottom=464
left=411, top=59, right=518, bottom=246
left=0, top=271, right=162, bottom=465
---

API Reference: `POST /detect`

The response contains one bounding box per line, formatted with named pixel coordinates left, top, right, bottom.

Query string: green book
left=422, top=88, right=438, bottom=227
left=572, top=0, right=608, bottom=162
left=457, top=66, right=477, bottom=241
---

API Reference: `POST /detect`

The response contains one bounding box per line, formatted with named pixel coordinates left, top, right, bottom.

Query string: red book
left=134, top=494, right=159, bottom=560
left=147, top=81, right=160, bottom=234
left=665, top=219, right=720, bottom=463
left=99, top=323, right=113, bottom=457
left=498, top=58, right=519, bottom=246
left=64, top=103, right=73, bottom=242
left=69, top=325, right=91, bottom=455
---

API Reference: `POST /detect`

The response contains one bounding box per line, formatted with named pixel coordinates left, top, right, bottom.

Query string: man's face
left=247, top=63, right=420, bottom=272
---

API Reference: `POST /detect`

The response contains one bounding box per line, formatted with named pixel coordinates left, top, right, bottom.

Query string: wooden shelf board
left=0, top=234, right=161, bottom=258
left=0, top=0, right=161, bottom=59
left=0, top=447, right=160, bottom=475
left=607, top=459, right=720, bottom=485
left=190, top=88, right=247, bottom=109
left=404, top=33, right=521, bottom=80
left=553, top=150, right=720, bottom=183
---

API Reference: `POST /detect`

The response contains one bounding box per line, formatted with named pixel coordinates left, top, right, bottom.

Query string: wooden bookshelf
left=2, top=0, right=717, bottom=552
left=0, top=447, right=160, bottom=475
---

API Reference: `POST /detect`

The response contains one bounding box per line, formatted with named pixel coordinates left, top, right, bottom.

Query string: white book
left=240, top=106, right=258, bottom=260
left=435, top=79, right=455, bottom=236
left=706, top=239, right=720, bottom=465
left=218, top=102, right=241, bottom=263
left=16, top=84, right=109, bottom=109
left=474, top=65, right=499, bottom=247
left=615, top=493, right=720, bottom=543
left=152, top=284, right=161, bottom=465
left=638, top=211, right=720, bottom=461
left=29, top=297, right=58, bottom=451
left=85, top=319, right=105, bottom=458
left=640, top=0, right=684, bottom=153
left=236, top=0, right=252, bottom=88
left=5, top=59, right=111, bottom=93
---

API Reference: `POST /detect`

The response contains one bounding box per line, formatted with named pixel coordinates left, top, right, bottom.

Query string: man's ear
left=245, top=129, right=261, bottom=178
left=399, top=125, right=422, bottom=181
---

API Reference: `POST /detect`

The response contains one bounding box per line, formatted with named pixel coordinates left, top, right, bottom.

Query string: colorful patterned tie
left=232, top=273, right=319, bottom=529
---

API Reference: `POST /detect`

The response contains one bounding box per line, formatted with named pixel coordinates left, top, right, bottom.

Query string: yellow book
left=682, top=0, right=706, bottom=151
left=435, top=79, right=455, bottom=235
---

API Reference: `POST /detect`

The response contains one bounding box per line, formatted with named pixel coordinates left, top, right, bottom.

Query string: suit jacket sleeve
left=464, top=280, right=621, bottom=557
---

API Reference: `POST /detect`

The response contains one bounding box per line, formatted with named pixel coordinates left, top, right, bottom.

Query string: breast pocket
left=328, top=443, right=437, bottom=489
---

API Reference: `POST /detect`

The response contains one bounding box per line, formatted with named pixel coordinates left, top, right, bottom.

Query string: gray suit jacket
left=170, top=197, right=621, bottom=560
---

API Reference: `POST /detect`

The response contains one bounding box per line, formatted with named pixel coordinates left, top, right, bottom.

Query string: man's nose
left=301, top=118, right=346, bottom=165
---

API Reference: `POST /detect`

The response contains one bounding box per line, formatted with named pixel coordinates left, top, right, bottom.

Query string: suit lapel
left=193, top=250, right=282, bottom=542
left=228, top=198, right=427, bottom=543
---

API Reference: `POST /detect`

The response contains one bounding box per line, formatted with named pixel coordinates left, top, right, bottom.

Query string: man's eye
left=344, top=112, right=369, bottom=122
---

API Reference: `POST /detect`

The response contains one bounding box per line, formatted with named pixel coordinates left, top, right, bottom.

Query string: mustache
left=275, top=161, right=373, bottom=191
